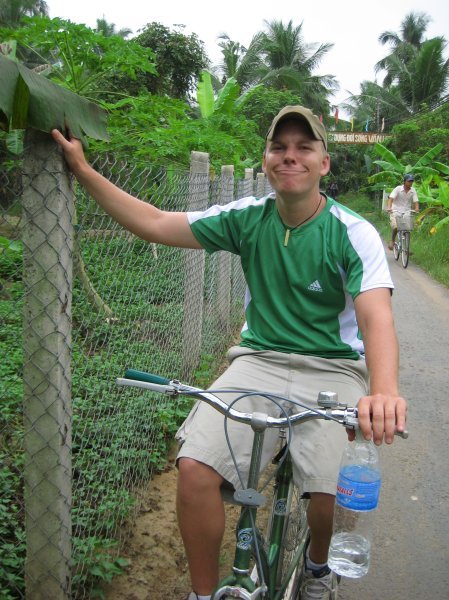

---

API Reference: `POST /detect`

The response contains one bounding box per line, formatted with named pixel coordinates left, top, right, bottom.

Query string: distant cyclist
left=387, top=174, right=419, bottom=250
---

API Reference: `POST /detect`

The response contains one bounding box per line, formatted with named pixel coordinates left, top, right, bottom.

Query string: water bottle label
left=336, top=465, right=381, bottom=511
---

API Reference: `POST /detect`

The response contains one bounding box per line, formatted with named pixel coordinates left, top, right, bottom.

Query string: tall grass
left=339, top=192, right=449, bottom=290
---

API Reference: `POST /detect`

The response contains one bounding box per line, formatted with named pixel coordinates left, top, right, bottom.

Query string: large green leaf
left=196, top=71, right=215, bottom=119
left=413, top=144, right=444, bottom=169
left=214, top=77, right=240, bottom=114
left=372, top=143, right=404, bottom=171
left=0, top=55, right=109, bottom=145
left=433, top=161, right=449, bottom=176
left=436, top=181, right=449, bottom=208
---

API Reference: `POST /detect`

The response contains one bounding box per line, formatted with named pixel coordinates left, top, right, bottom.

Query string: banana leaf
left=196, top=70, right=214, bottom=119
left=431, top=161, right=449, bottom=176
left=372, top=143, right=404, bottom=171
left=0, top=54, right=109, bottom=146
left=413, top=143, right=443, bottom=168
left=214, top=77, right=240, bottom=115
left=433, top=215, right=449, bottom=231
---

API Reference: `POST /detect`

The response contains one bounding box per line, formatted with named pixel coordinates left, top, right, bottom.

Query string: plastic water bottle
left=328, top=429, right=381, bottom=578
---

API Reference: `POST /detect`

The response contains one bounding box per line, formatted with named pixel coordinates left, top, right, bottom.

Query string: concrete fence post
left=244, top=168, right=254, bottom=197
left=22, top=130, right=73, bottom=599
left=256, top=172, right=266, bottom=197
left=182, top=151, right=209, bottom=375
left=216, top=166, right=234, bottom=335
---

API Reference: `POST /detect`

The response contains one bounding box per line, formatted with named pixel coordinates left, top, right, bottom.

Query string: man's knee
left=178, top=457, right=224, bottom=500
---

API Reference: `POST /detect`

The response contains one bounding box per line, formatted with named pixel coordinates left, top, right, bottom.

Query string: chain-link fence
left=0, top=132, right=273, bottom=599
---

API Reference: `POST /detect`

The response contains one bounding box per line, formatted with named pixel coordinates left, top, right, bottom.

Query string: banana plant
left=368, top=142, right=446, bottom=188
left=196, top=69, right=262, bottom=119
left=368, top=142, right=449, bottom=231
left=417, top=179, right=449, bottom=232
left=197, top=70, right=241, bottom=118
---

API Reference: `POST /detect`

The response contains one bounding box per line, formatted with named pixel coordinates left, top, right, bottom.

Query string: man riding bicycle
left=52, top=106, right=407, bottom=600
left=387, top=173, right=419, bottom=251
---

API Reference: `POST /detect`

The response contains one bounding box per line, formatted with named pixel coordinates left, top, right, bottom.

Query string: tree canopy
left=132, top=22, right=210, bottom=99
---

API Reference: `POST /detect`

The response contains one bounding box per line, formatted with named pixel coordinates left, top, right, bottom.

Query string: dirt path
left=102, top=448, right=240, bottom=600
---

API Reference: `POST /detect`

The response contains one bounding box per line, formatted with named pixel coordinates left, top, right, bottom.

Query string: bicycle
left=116, top=368, right=407, bottom=600
left=392, top=210, right=416, bottom=268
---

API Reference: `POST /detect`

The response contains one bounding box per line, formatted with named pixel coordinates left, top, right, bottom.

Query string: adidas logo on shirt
left=308, top=280, right=323, bottom=292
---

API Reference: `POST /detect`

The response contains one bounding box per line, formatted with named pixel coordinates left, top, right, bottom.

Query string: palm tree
left=343, top=81, right=405, bottom=129
left=375, top=12, right=431, bottom=86
left=347, top=13, right=449, bottom=124
left=217, top=20, right=337, bottom=117
left=217, top=34, right=246, bottom=80
left=95, top=16, right=132, bottom=39
left=385, top=37, right=449, bottom=112
left=346, top=36, right=449, bottom=127
left=0, top=0, right=47, bottom=27
left=255, top=19, right=338, bottom=110
left=214, top=31, right=264, bottom=92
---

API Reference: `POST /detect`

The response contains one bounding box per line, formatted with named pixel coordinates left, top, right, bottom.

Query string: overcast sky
left=46, top=0, right=449, bottom=116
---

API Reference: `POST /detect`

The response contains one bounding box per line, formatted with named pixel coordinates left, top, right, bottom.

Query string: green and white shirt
left=188, top=194, right=393, bottom=360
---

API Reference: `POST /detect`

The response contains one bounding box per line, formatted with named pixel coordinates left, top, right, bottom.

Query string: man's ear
left=320, top=153, right=331, bottom=177
left=262, top=151, right=267, bottom=173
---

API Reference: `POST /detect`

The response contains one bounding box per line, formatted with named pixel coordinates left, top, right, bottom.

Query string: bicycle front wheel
left=277, top=484, right=309, bottom=599
left=393, top=236, right=400, bottom=261
left=401, top=231, right=410, bottom=268
left=277, top=483, right=339, bottom=600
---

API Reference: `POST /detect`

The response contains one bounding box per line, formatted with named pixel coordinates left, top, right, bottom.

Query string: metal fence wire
left=0, top=132, right=273, bottom=600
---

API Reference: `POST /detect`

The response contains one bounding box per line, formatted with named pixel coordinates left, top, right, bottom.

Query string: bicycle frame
left=213, top=421, right=306, bottom=600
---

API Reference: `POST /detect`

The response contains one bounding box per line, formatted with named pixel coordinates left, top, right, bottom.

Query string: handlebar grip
left=124, top=369, right=170, bottom=385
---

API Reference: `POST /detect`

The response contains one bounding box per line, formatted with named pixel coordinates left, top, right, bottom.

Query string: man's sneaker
left=185, top=593, right=198, bottom=600
left=300, top=565, right=337, bottom=600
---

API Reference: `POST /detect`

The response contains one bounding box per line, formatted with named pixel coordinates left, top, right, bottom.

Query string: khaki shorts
left=176, top=346, right=368, bottom=495
left=389, top=212, right=398, bottom=229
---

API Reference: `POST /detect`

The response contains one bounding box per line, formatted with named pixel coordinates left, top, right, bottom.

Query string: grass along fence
left=0, top=131, right=273, bottom=600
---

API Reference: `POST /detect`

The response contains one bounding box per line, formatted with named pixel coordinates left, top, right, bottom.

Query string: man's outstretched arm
left=51, top=129, right=202, bottom=249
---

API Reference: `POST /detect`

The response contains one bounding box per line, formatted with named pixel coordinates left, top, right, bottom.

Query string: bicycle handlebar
left=124, top=368, right=170, bottom=386
left=117, top=369, right=408, bottom=438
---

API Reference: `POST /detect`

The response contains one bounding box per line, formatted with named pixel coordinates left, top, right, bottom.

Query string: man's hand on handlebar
left=351, top=393, right=407, bottom=445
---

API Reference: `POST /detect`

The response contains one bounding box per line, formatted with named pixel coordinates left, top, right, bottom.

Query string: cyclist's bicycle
left=393, top=210, right=416, bottom=268
left=117, top=369, right=407, bottom=600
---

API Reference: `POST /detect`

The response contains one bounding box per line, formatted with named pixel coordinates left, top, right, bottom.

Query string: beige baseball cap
left=266, top=105, right=327, bottom=151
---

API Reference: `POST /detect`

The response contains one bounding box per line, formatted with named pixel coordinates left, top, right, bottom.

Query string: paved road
left=339, top=250, right=449, bottom=599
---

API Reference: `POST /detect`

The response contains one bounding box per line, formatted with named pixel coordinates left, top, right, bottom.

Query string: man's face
left=262, top=119, right=330, bottom=198
left=404, top=179, right=414, bottom=190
